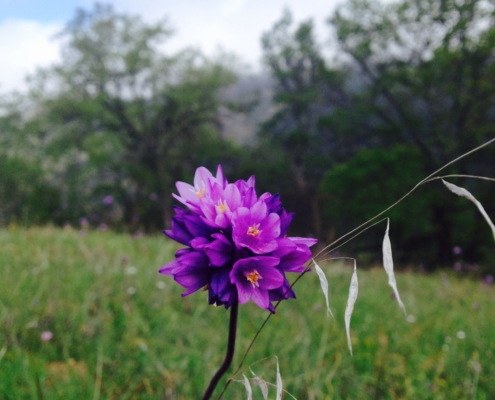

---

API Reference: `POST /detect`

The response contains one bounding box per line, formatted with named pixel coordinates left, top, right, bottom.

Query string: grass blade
left=443, top=180, right=495, bottom=242
left=383, top=219, right=407, bottom=315
left=313, top=259, right=334, bottom=317
left=345, top=260, right=358, bottom=355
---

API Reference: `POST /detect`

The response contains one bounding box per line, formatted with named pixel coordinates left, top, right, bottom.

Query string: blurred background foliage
left=1, top=0, right=494, bottom=272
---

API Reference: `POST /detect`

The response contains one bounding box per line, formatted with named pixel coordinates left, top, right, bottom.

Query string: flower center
left=247, top=224, right=261, bottom=237
left=195, top=187, right=206, bottom=198
left=246, top=270, right=262, bottom=288
left=215, top=200, right=230, bottom=214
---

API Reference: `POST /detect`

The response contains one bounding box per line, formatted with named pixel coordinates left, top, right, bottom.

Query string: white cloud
left=0, top=0, right=342, bottom=92
left=0, top=19, right=62, bottom=93
left=110, top=0, right=340, bottom=71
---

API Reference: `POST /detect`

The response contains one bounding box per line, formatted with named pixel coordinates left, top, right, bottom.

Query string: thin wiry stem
left=218, top=137, right=495, bottom=398
left=423, top=174, right=495, bottom=183
left=314, top=218, right=388, bottom=264
left=313, top=137, right=495, bottom=261
left=202, top=300, right=239, bottom=400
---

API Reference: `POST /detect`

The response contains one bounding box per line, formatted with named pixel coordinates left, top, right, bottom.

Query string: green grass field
left=0, top=226, right=494, bottom=399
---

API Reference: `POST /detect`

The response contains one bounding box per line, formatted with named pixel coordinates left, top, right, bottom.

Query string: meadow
left=0, top=226, right=494, bottom=399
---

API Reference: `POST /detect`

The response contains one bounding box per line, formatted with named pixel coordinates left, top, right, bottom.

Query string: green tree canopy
left=2, top=3, right=240, bottom=230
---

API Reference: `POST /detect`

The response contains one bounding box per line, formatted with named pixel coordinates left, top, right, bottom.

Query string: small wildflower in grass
left=127, top=287, right=136, bottom=295
left=131, top=231, right=143, bottom=240
left=160, top=165, right=317, bottom=312
left=99, top=223, right=107, bottom=232
left=453, top=246, right=462, bottom=255
left=457, top=331, right=466, bottom=339
left=41, top=331, right=53, bottom=341
left=103, top=195, right=114, bottom=205
left=124, top=266, right=137, bottom=275
left=156, top=281, right=166, bottom=290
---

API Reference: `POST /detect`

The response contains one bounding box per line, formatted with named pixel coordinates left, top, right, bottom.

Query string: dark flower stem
left=217, top=268, right=310, bottom=399
left=202, top=300, right=239, bottom=400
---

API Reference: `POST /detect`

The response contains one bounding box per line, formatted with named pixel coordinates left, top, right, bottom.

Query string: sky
left=0, top=0, right=342, bottom=93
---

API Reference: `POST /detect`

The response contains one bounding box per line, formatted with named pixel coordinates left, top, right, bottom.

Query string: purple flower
left=159, top=165, right=317, bottom=312
left=103, top=195, right=114, bottom=205
left=232, top=201, right=280, bottom=254
left=41, top=331, right=53, bottom=341
left=230, top=257, right=284, bottom=311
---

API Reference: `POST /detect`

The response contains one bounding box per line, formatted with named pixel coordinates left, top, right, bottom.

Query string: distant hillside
left=219, top=73, right=277, bottom=145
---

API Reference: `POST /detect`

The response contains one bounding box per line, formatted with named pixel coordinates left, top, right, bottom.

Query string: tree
left=17, top=3, right=238, bottom=230
left=260, top=10, right=348, bottom=236
left=330, top=0, right=495, bottom=165
left=328, top=0, right=495, bottom=264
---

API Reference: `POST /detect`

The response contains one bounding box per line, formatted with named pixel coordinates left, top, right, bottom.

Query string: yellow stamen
left=196, top=187, right=206, bottom=198
left=215, top=200, right=230, bottom=214
left=246, top=270, right=262, bottom=288
left=247, top=224, right=261, bottom=237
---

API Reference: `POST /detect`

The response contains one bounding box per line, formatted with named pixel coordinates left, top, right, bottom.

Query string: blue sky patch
left=0, top=0, right=82, bottom=23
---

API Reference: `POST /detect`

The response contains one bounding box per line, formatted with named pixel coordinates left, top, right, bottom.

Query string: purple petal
left=242, top=187, right=258, bottom=208
left=209, top=267, right=234, bottom=305
left=246, top=175, right=255, bottom=188
left=231, top=257, right=284, bottom=290
left=182, top=213, right=215, bottom=238
left=206, top=234, right=233, bottom=267
left=163, top=223, right=191, bottom=246
left=190, top=237, right=210, bottom=251
left=265, top=194, right=282, bottom=214
left=224, top=183, right=241, bottom=211
left=269, top=279, right=296, bottom=301
left=245, top=287, right=270, bottom=309
left=288, top=237, right=318, bottom=247
left=259, top=213, right=281, bottom=239
left=278, top=245, right=312, bottom=272
left=279, top=210, right=294, bottom=237
left=271, top=238, right=297, bottom=257
left=193, top=167, right=213, bottom=189
left=177, top=250, right=209, bottom=267
left=159, top=260, right=180, bottom=275
left=215, top=165, right=227, bottom=188
left=174, top=182, right=197, bottom=204
left=175, top=269, right=211, bottom=296
left=250, top=201, right=268, bottom=221
left=199, top=200, right=217, bottom=224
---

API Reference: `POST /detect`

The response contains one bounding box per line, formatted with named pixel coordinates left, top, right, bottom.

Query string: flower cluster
left=160, top=166, right=317, bottom=312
